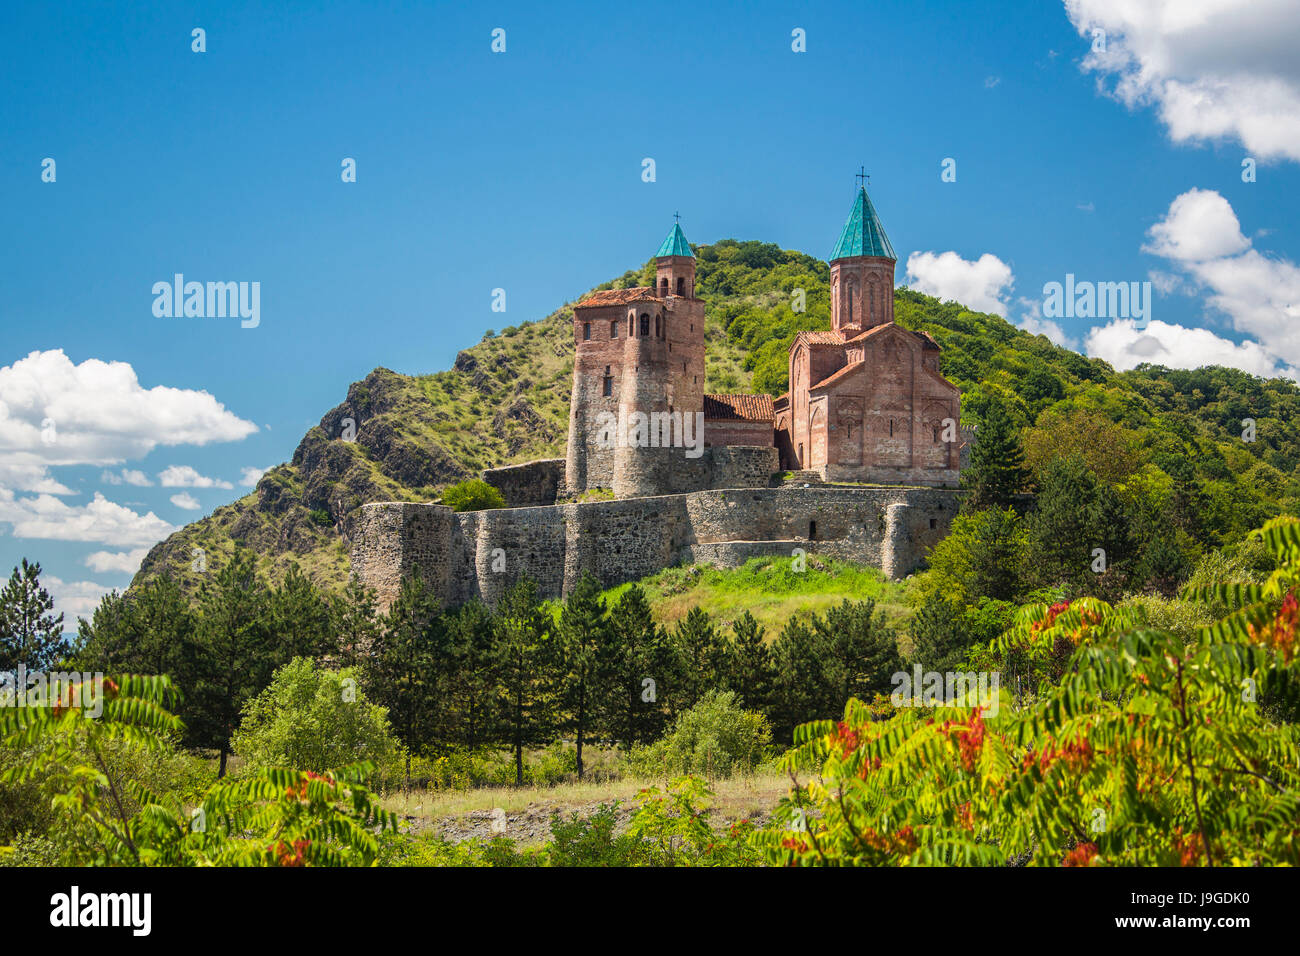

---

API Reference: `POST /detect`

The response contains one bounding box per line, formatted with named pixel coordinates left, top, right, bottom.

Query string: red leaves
left=270, top=838, right=312, bottom=867
left=940, top=708, right=986, bottom=773
left=1248, top=588, right=1298, bottom=661
left=1062, top=842, right=1098, bottom=867
left=832, top=721, right=860, bottom=758
left=1024, top=736, right=1093, bottom=774
left=1170, top=828, right=1200, bottom=867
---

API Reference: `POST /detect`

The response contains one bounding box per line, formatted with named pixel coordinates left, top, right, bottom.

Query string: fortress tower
left=564, top=220, right=707, bottom=498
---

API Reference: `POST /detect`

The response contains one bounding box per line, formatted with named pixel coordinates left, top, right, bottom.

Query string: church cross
left=856, top=166, right=870, bottom=189
left=674, top=211, right=681, bottom=224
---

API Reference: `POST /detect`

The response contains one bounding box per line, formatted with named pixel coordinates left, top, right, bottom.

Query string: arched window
left=582, top=322, right=590, bottom=341
left=847, top=283, right=856, bottom=325
left=660, top=278, right=669, bottom=296
left=809, top=520, right=817, bottom=540
left=655, top=315, right=661, bottom=337
left=610, top=321, right=618, bottom=338
left=676, top=276, right=685, bottom=296
left=603, top=365, right=613, bottom=397
left=639, top=313, right=650, bottom=336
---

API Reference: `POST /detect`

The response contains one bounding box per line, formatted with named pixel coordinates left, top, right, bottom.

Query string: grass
left=599, top=556, right=911, bottom=637
left=379, top=769, right=793, bottom=843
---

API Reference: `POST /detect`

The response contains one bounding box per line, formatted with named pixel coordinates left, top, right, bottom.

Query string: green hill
left=130, top=239, right=1300, bottom=597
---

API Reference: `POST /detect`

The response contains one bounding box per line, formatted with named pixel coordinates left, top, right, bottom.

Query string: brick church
left=563, top=184, right=963, bottom=499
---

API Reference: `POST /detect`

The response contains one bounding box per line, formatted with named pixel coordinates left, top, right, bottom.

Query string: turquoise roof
left=830, top=186, right=895, bottom=261
left=655, top=222, right=693, bottom=258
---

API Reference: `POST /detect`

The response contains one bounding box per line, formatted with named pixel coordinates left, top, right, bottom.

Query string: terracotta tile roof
left=844, top=323, right=941, bottom=350
left=810, top=361, right=864, bottom=391
left=575, top=287, right=661, bottom=308
left=704, top=393, right=775, bottom=422
left=795, top=330, right=846, bottom=346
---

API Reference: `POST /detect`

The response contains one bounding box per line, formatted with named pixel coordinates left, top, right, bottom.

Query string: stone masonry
left=352, top=485, right=960, bottom=610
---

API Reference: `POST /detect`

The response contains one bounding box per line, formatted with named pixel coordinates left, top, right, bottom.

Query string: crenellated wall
left=352, top=484, right=959, bottom=610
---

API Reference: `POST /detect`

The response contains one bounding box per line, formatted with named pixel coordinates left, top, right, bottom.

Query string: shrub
left=628, top=690, right=771, bottom=779
left=231, top=658, right=397, bottom=774
left=441, top=479, right=506, bottom=513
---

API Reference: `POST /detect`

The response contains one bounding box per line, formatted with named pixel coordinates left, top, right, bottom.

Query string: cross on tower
left=856, top=166, right=870, bottom=189
left=673, top=211, right=681, bottom=224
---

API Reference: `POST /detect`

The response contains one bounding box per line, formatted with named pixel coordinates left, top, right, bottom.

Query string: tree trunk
left=576, top=686, right=585, bottom=780
left=514, top=694, right=524, bottom=786
left=218, top=745, right=228, bottom=779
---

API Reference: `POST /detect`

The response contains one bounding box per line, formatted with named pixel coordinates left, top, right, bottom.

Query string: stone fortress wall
left=351, top=479, right=960, bottom=610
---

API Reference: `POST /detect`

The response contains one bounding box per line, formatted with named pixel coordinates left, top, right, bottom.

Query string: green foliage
left=0, top=674, right=396, bottom=865
left=0, top=559, right=65, bottom=672
left=626, top=775, right=762, bottom=866
left=961, top=398, right=1029, bottom=510
left=628, top=690, right=771, bottom=780
left=761, top=517, right=1300, bottom=867
left=441, top=479, right=507, bottom=512
left=231, top=658, right=397, bottom=774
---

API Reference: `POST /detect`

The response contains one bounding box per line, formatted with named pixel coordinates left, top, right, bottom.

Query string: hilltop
left=130, top=239, right=1300, bottom=598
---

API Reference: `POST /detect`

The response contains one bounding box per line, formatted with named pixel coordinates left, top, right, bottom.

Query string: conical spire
left=655, top=221, right=693, bottom=258
left=830, top=186, right=895, bottom=261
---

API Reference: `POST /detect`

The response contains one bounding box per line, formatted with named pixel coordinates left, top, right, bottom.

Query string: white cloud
left=169, top=492, right=201, bottom=511
left=158, top=464, right=233, bottom=489
left=0, top=350, right=258, bottom=476
left=1130, top=189, right=1300, bottom=371
left=1141, top=188, right=1250, bottom=262
left=0, top=463, right=73, bottom=495
left=0, top=490, right=175, bottom=546
left=239, top=466, right=268, bottom=487
left=84, top=548, right=150, bottom=575
left=1085, top=318, right=1296, bottom=378
left=44, top=574, right=115, bottom=622
left=101, top=468, right=153, bottom=487
left=904, top=251, right=1015, bottom=316
left=1065, top=0, right=1300, bottom=162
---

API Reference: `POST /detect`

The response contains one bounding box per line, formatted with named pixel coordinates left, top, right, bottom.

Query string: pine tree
left=770, top=618, right=824, bottom=743
left=330, top=575, right=381, bottom=669
left=365, top=570, right=445, bottom=788
left=602, top=584, right=673, bottom=750
left=812, top=599, right=903, bottom=711
left=0, top=559, right=66, bottom=673
left=268, top=564, right=334, bottom=663
left=444, top=599, right=497, bottom=748
left=729, top=611, right=774, bottom=714
left=185, top=550, right=274, bottom=777
left=493, top=579, right=558, bottom=786
left=671, top=607, right=732, bottom=712
left=962, top=399, right=1030, bottom=510
left=557, top=574, right=613, bottom=779
left=909, top=592, right=973, bottom=673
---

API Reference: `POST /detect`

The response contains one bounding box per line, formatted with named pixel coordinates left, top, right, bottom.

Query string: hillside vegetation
left=130, top=238, right=1300, bottom=599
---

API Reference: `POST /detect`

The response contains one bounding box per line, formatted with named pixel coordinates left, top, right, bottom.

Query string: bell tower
left=830, top=176, right=896, bottom=336
left=655, top=215, right=696, bottom=299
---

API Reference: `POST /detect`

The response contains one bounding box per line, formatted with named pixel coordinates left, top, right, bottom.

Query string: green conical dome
left=655, top=222, right=693, bottom=258
left=830, top=186, right=895, bottom=261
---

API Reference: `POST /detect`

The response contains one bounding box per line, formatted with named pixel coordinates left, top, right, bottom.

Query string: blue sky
left=2, top=0, right=1298, bottom=621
